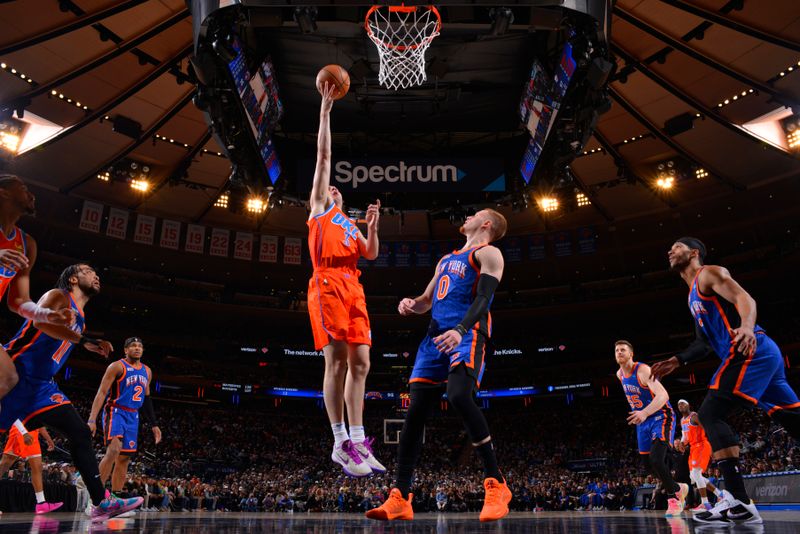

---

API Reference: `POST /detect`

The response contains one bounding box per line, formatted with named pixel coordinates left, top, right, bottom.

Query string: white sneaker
left=693, top=491, right=735, bottom=524
left=723, top=499, right=762, bottom=524
left=331, top=440, right=372, bottom=477
left=352, top=437, right=386, bottom=474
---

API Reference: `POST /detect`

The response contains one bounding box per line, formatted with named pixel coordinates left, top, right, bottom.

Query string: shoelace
left=484, top=482, right=501, bottom=505
left=342, top=442, right=364, bottom=464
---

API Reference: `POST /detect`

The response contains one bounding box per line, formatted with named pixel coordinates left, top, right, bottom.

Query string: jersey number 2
left=132, top=386, right=143, bottom=402
left=436, top=275, right=450, bottom=300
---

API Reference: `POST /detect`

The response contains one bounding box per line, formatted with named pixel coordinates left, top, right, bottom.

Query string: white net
left=365, top=5, right=441, bottom=90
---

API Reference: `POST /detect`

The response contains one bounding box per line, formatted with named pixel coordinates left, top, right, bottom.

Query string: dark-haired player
left=652, top=237, right=800, bottom=525
left=88, top=337, right=161, bottom=498
left=0, top=174, right=76, bottom=402
left=367, top=209, right=512, bottom=523
left=615, top=340, right=688, bottom=517
left=0, top=264, right=142, bottom=521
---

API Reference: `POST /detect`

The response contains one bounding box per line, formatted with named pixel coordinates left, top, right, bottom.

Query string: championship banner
left=577, top=226, right=597, bottom=254
left=528, top=234, right=546, bottom=260
left=209, top=228, right=230, bottom=257
left=297, top=157, right=506, bottom=192
left=553, top=230, right=573, bottom=257
left=283, top=237, right=301, bottom=265
left=234, top=232, right=253, bottom=261
left=415, top=241, right=433, bottom=268
left=393, top=242, right=413, bottom=268
left=185, top=224, right=205, bottom=254
left=106, top=208, right=129, bottom=240
left=79, top=200, right=103, bottom=233
left=503, top=236, right=524, bottom=262
left=133, top=214, right=156, bottom=245
left=159, top=220, right=180, bottom=250
left=259, top=235, right=278, bottom=263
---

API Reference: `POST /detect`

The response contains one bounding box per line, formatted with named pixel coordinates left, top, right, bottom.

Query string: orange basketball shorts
left=3, top=426, right=41, bottom=459
left=307, top=270, right=371, bottom=350
left=689, top=441, right=711, bottom=472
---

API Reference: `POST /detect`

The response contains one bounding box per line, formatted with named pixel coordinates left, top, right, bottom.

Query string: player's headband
left=124, top=337, right=143, bottom=348
left=677, top=399, right=689, bottom=406
left=675, top=237, right=706, bottom=261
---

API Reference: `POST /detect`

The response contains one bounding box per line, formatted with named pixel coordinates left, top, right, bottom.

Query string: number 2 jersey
left=106, top=359, right=149, bottom=411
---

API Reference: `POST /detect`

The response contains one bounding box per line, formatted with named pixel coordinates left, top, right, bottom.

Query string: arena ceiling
left=0, top=0, right=799, bottom=238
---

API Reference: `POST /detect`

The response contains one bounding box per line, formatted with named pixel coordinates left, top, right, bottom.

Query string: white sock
left=350, top=425, right=365, bottom=443
left=701, top=496, right=709, bottom=504
left=35, top=491, right=45, bottom=504
left=331, top=422, right=348, bottom=446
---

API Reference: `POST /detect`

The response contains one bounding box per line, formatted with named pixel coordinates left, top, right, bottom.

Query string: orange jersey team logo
left=306, top=203, right=371, bottom=350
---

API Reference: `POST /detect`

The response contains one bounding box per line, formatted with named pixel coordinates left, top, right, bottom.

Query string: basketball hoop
left=365, top=4, right=442, bottom=90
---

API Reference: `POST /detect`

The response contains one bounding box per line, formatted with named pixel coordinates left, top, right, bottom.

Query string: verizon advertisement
left=298, top=158, right=506, bottom=192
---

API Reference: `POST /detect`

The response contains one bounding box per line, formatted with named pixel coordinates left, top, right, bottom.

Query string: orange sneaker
left=365, top=488, right=414, bottom=521
left=479, top=477, right=512, bottom=522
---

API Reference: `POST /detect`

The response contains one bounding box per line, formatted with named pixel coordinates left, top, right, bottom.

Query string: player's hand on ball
left=398, top=298, right=416, bottom=315
left=627, top=410, right=648, bottom=425
left=434, top=330, right=462, bottom=354
left=88, top=422, right=96, bottom=436
left=650, top=356, right=679, bottom=380
left=23, top=433, right=34, bottom=446
left=320, top=82, right=336, bottom=114
left=153, top=426, right=162, bottom=445
left=48, top=307, right=77, bottom=327
left=366, top=199, right=381, bottom=231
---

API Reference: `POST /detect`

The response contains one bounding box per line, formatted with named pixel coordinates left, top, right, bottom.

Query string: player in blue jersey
left=87, top=336, right=161, bottom=498
left=0, top=263, right=143, bottom=521
left=367, top=209, right=511, bottom=523
left=652, top=237, right=800, bottom=525
left=614, top=340, right=688, bottom=517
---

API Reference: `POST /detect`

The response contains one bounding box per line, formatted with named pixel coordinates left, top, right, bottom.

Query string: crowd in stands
left=4, top=390, right=796, bottom=514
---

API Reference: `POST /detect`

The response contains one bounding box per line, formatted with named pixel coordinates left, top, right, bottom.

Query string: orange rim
left=365, top=5, right=442, bottom=52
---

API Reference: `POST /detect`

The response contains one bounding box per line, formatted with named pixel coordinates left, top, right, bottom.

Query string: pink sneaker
left=35, top=501, right=63, bottom=514
left=664, top=483, right=689, bottom=517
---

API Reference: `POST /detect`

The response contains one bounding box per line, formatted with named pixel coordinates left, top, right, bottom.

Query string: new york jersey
left=4, top=292, right=85, bottom=384
left=688, top=266, right=764, bottom=359
left=618, top=362, right=672, bottom=420
left=0, top=226, right=27, bottom=301
left=431, top=246, right=491, bottom=333
left=107, top=359, right=148, bottom=410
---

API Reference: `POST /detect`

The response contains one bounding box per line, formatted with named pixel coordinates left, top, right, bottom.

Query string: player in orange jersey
left=675, top=399, right=728, bottom=513
left=307, top=83, right=383, bottom=477
left=0, top=419, right=62, bottom=514
left=0, top=175, right=76, bottom=402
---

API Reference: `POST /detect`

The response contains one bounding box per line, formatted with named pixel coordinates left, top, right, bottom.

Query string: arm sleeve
left=675, top=323, right=714, bottom=365
left=141, top=396, right=158, bottom=426
left=455, top=274, right=500, bottom=334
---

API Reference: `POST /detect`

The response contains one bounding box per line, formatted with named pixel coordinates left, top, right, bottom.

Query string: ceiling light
left=214, top=193, right=229, bottom=208
left=695, top=168, right=708, bottom=179
left=246, top=197, right=266, bottom=213
left=656, top=177, right=674, bottom=189
left=538, top=197, right=559, bottom=212
left=130, top=179, right=149, bottom=192
left=576, top=192, right=591, bottom=207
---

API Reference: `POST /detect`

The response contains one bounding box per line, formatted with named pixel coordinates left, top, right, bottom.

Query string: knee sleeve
left=698, top=394, right=739, bottom=451
left=690, top=468, right=707, bottom=488
left=446, top=367, right=490, bottom=443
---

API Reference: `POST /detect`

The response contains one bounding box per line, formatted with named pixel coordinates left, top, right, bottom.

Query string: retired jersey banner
left=283, top=237, right=301, bottom=265
left=133, top=214, right=156, bottom=245
left=234, top=232, right=253, bottom=261
left=106, top=208, right=129, bottom=240
left=553, top=231, right=573, bottom=257
left=209, top=228, right=230, bottom=257
left=503, top=236, right=524, bottom=262
left=374, top=242, right=391, bottom=267
left=185, top=224, right=205, bottom=254
left=259, top=235, right=278, bottom=263
left=415, top=241, right=433, bottom=268
left=298, top=157, right=506, bottom=192
left=79, top=200, right=103, bottom=233
left=393, top=242, right=413, bottom=268
left=160, top=220, right=180, bottom=250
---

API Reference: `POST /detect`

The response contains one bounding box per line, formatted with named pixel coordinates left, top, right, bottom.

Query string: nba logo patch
left=129, top=440, right=135, bottom=448
left=50, top=393, right=65, bottom=404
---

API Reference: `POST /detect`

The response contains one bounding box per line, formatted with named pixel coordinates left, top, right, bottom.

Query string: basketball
left=316, top=64, right=350, bottom=100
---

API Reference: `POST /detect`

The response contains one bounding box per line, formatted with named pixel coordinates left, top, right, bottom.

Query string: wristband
left=87, top=420, right=96, bottom=424
left=18, top=301, right=55, bottom=323
left=13, top=420, right=28, bottom=435
left=454, top=324, right=468, bottom=336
